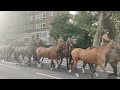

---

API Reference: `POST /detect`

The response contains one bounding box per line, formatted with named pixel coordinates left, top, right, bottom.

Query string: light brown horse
left=36, top=42, right=66, bottom=70
left=36, top=47, right=50, bottom=67
left=68, top=40, right=113, bottom=78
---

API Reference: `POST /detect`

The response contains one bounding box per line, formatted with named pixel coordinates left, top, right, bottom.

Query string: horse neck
left=55, top=44, right=63, bottom=53
left=100, top=41, right=113, bottom=55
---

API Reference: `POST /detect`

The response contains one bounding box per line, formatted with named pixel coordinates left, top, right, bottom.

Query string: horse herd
left=0, top=39, right=120, bottom=79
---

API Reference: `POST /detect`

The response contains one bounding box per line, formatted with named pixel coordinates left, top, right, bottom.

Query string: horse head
left=57, top=42, right=66, bottom=50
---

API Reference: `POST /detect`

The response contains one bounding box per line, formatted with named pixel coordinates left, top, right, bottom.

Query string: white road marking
left=0, top=64, right=20, bottom=69
left=36, top=72, right=62, bottom=79
left=1, top=60, right=16, bottom=64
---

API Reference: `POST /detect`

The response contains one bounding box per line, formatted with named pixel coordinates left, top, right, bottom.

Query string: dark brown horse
left=68, top=40, right=113, bottom=78
left=58, top=48, right=69, bottom=69
left=104, top=39, right=120, bottom=79
left=36, top=42, right=66, bottom=70
left=14, top=40, right=43, bottom=66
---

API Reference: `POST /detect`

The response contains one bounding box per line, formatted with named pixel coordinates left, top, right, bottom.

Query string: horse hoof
left=94, top=73, right=100, bottom=77
left=51, top=68, right=53, bottom=70
left=75, top=73, right=79, bottom=78
left=68, top=69, right=72, bottom=73
left=108, top=73, right=114, bottom=76
left=116, top=77, right=120, bottom=79
left=82, top=68, right=85, bottom=73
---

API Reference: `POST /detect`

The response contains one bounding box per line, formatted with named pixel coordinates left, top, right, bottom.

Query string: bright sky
left=69, top=11, right=77, bottom=15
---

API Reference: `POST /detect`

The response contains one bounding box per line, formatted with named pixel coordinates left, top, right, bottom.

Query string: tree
left=92, top=11, right=113, bottom=47
left=50, top=13, right=78, bottom=41
left=74, top=11, right=97, bottom=48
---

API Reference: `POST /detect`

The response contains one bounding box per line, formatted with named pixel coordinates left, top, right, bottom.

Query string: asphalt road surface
left=0, top=57, right=120, bottom=79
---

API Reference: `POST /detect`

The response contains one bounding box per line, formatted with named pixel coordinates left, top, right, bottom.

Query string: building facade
left=4, top=11, right=72, bottom=45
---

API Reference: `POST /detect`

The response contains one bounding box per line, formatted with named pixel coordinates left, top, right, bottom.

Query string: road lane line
left=0, top=64, right=20, bottom=69
left=36, top=72, right=62, bottom=79
left=1, top=60, right=16, bottom=64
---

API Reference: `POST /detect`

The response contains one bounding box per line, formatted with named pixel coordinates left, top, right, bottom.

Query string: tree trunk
left=93, top=12, right=106, bottom=47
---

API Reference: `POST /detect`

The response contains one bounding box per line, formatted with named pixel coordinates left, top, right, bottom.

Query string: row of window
left=24, top=23, right=52, bottom=30
left=28, top=11, right=53, bottom=21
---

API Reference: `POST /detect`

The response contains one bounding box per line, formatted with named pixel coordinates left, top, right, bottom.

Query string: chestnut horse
left=68, top=40, right=113, bottom=78
left=36, top=42, right=66, bottom=70
left=82, top=40, right=120, bottom=79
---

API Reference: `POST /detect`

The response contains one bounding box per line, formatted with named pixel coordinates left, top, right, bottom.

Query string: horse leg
left=99, top=63, right=108, bottom=78
left=58, top=57, right=63, bottom=69
left=109, top=62, right=119, bottom=79
left=82, top=62, right=87, bottom=73
left=74, top=60, right=79, bottom=78
left=28, top=56, right=31, bottom=66
left=55, top=58, right=59, bottom=69
left=22, top=55, right=25, bottom=64
left=68, top=59, right=74, bottom=73
left=66, top=57, right=69, bottom=69
left=51, top=59, right=54, bottom=70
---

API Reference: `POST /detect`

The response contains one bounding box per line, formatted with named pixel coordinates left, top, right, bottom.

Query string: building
left=3, top=11, right=72, bottom=45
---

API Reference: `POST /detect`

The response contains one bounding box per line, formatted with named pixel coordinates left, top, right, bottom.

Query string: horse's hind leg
left=51, top=60, right=54, bottom=70
left=82, top=62, right=87, bottom=73
left=28, top=57, right=31, bottom=66
left=74, top=60, right=79, bottom=78
left=66, top=56, right=69, bottom=69
left=109, top=62, right=119, bottom=79
left=99, top=63, right=108, bottom=78
left=58, top=57, right=63, bottom=69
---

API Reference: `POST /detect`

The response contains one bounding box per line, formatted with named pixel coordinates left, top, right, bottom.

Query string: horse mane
left=87, top=47, right=95, bottom=50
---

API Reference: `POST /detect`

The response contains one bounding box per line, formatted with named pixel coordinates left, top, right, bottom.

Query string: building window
left=49, top=11, right=53, bottom=16
left=29, top=25, right=33, bottom=30
left=49, top=23, right=52, bottom=27
left=30, top=16, right=33, bottom=21
left=36, top=33, right=39, bottom=37
left=35, top=23, right=46, bottom=30
left=42, top=32, right=47, bottom=37
left=35, top=15, right=41, bottom=20
left=42, top=13, right=46, bottom=19
left=42, top=23, right=46, bottom=29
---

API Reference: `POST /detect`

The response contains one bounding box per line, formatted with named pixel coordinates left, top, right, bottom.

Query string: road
left=0, top=58, right=119, bottom=79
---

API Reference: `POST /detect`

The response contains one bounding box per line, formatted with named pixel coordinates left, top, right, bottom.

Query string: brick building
left=3, top=11, right=72, bottom=45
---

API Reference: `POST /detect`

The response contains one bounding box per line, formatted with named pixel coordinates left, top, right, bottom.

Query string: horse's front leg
left=58, top=57, right=63, bottom=69
left=66, top=57, right=69, bottom=69
left=55, top=58, right=59, bottom=69
left=109, top=62, right=120, bottom=79
left=28, top=56, right=31, bottom=66
left=82, top=62, right=87, bottom=73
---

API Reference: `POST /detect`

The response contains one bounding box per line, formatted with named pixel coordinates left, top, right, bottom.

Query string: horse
left=14, top=40, right=42, bottom=66
left=0, top=41, right=17, bottom=61
left=68, top=40, right=113, bottom=78
left=104, top=39, right=120, bottom=79
left=36, top=42, right=66, bottom=70
left=58, top=48, right=69, bottom=69
left=58, top=37, right=77, bottom=68
left=81, top=40, right=120, bottom=79
left=36, top=47, right=51, bottom=67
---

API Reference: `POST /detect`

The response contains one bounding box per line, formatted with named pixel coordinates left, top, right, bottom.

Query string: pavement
left=0, top=57, right=119, bottom=79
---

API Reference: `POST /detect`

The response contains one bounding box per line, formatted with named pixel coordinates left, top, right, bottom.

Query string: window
left=42, top=13, right=46, bottom=19
left=35, top=14, right=41, bottom=20
left=42, top=32, right=47, bottom=37
left=35, top=23, right=46, bottom=30
left=49, top=23, right=52, bottom=27
left=29, top=25, right=33, bottom=30
left=36, top=33, right=39, bottom=37
left=42, top=23, right=46, bottom=29
left=29, top=16, right=33, bottom=21
left=49, top=11, right=53, bottom=16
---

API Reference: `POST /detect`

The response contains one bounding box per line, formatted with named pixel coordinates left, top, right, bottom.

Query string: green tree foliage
left=74, top=11, right=98, bottom=48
